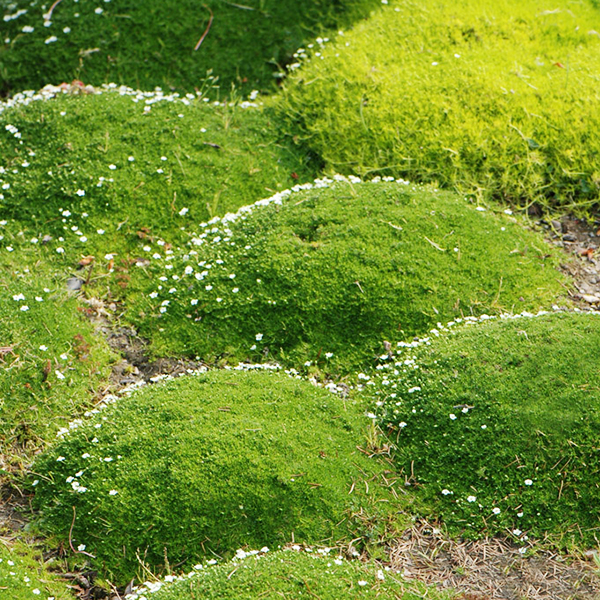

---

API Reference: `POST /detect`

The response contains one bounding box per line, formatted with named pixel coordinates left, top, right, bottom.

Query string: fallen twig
left=194, top=6, right=214, bottom=51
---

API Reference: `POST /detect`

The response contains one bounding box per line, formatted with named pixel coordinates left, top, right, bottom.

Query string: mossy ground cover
left=126, top=178, right=569, bottom=371
left=127, top=548, right=448, bottom=600
left=31, top=369, right=403, bottom=585
left=278, top=0, right=600, bottom=212
left=0, top=247, right=114, bottom=478
left=0, top=86, right=317, bottom=244
left=0, top=0, right=379, bottom=97
left=363, top=311, right=600, bottom=548
left=0, top=540, right=71, bottom=600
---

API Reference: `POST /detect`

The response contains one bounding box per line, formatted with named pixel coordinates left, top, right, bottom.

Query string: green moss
left=32, top=370, right=402, bottom=586
left=277, top=0, right=600, bottom=211
left=0, top=541, right=72, bottom=600
left=0, top=249, right=114, bottom=466
left=0, top=88, right=318, bottom=242
left=126, top=179, right=569, bottom=371
left=0, top=0, right=379, bottom=97
left=364, top=311, right=600, bottom=547
left=129, top=549, right=446, bottom=600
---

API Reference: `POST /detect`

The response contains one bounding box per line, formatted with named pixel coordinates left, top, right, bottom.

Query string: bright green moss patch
left=278, top=0, right=600, bottom=211
left=0, top=250, right=114, bottom=466
left=364, top=311, right=600, bottom=547
left=0, top=541, right=72, bottom=600
left=0, top=87, right=317, bottom=243
left=128, top=548, right=445, bottom=600
left=0, top=0, right=379, bottom=97
left=127, top=179, right=568, bottom=371
left=32, top=370, right=401, bottom=585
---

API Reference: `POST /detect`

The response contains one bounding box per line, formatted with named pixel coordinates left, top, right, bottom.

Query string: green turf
left=0, top=540, right=72, bottom=600
left=0, top=246, right=114, bottom=476
left=0, top=0, right=379, bottom=97
left=362, top=311, right=600, bottom=548
left=277, top=0, right=600, bottom=212
left=124, top=178, right=569, bottom=372
left=127, top=548, right=448, bottom=600
left=31, top=369, right=402, bottom=586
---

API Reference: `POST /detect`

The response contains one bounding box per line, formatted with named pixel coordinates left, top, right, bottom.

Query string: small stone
left=551, top=220, right=562, bottom=233
left=582, top=294, right=600, bottom=304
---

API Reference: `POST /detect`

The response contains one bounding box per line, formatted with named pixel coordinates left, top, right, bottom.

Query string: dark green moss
left=0, top=0, right=379, bottom=97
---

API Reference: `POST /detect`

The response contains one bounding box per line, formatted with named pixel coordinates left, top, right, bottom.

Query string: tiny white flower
left=76, top=189, right=85, bottom=196
left=82, top=453, right=91, bottom=459
left=63, top=26, right=71, bottom=33
left=205, top=285, right=213, bottom=291
left=56, top=456, right=66, bottom=462
left=441, top=489, right=451, bottom=496
left=95, top=7, right=103, bottom=14
left=191, top=299, right=198, bottom=305
left=32, top=590, right=41, bottom=595
left=97, top=229, right=105, bottom=235
left=44, top=36, right=58, bottom=44
left=449, top=413, right=457, bottom=420
left=524, top=479, right=533, bottom=486
left=467, top=495, right=477, bottom=503
left=216, top=297, right=223, bottom=302
left=22, top=25, right=34, bottom=33
left=128, top=156, right=134, bottom=162
left=492, top=507, right=501, bottom=515
left=109, top=489, right=118, bottom=495
left=55, top=370, right=65, bottom=379
left=56, top=247, right=65, bottom=254
left=39, top=345, right=48, bottom=351
left=518, top=547, right=527, bottom=554
left=108, top=164, right=117, bottom=170
left=358, top=581, right=368, bottom=587
left=513, top=529, right=522, bottom=536
left=255, top=333, right=263, bottom=341
left=20, top=305, right=29, bottom=311
left=179, top=207, right=189, bottom=216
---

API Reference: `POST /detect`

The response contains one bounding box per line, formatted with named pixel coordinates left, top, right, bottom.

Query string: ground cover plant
left=0, top=540, right=71, bottom=600
left=278, top=0, right=600, bottom=212
left=363, top=310, right=600, bottom=548
left=0, top=85, right=317, bottom=245
left=126, top=178, right=569, bottom=371
left=0, top=246, right=114, bottom=479
left=0, top=0, right=380, bottom=97
left=31, top=369, right=402, bottom=585
left=126, top=547, right=448, bottom=600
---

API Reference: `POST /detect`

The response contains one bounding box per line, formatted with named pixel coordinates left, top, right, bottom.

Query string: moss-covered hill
left=278, top=0, right=600, bottom=212
left=125, top=178, right=569, bottom=371
left=32, top=369, right=400, bottom=585
left=364, top=311, right=600, bottom=547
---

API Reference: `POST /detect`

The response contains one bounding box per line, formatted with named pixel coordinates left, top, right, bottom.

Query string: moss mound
left=0, top=248, right=114, bottom=461
left=32, top=369, right=399, bottom=585
left=278, top=0, right=600, bottom=211
left=128, top=178, right=568, bottom=371
left=127, top=548, right=444, bottom=600
left=364, top=311, right=600, bottom=547
left=0, top=541, right=71, bottom=600
left=0, top=0, right=378, bottom=97
left=0, top=87, right=317, bottom=241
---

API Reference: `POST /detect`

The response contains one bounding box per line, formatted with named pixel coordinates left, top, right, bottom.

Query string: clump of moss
left=277, top=0, right=600, bottom=211
left=364, top=311, right=600, bottom=548
left=0, top=0, right=379, bottom=97
left=0, top=541, right=72, bottom=600
left=0, top=250, right=114, bottom=463
left=32, top=369, right=401, bottom=585
left=128, top=548, right=447, bottom=600
left=0, top=86, right=317, bottom=241
left=127, top=178, right=568, bottom=371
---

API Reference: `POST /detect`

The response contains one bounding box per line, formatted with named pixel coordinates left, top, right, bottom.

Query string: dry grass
left=389, top=520, right=600, bottom=600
